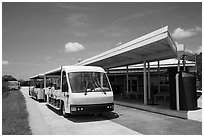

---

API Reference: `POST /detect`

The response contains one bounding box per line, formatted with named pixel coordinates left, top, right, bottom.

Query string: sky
left=2, top=2, right=202, bottom=80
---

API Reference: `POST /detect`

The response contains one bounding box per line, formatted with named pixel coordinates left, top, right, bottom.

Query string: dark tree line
left=186, top=52, right=202, bottom=90
left=2, top=75, right=17, bottom=82
left=2, top=75, right=30, bottom=87
left=2, top=75, right=18, bottom=95
left=18, top=79, right=30, bottom=86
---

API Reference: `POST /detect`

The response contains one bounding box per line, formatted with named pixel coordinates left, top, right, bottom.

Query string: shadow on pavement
left=46, top=104, right=119, bottom=123
left=66, top=112, right=119, bottom=123
left=46, top=104, right=63, bottom=116
left=30, top=96, right=46, bottom=103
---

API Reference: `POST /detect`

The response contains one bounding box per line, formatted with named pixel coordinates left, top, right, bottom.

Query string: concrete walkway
left=114, top=96, right=202, bottom=122
left=188, top=95, right=202, bottom=122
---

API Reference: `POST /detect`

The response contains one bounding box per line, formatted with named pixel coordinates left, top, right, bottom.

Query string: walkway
left=114, top=96, right=202, bottom=122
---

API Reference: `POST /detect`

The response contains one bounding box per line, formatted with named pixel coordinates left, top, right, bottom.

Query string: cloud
left=98, top=26, right=131, bottom=38
left=172, top=26, right=202, bottom=39
left=12, top=62, right=42, bottom=67
left=116, top=42, right=122, bottom=46
left=194, top=46, right=202, bottom=54
left=45, top=56, right=52, bottom=61
left=63, top=28, right=88, bottom=37
left=65, top=42, right=85, bottom=52
left=44, top=56, right=53, bottom=64
left=111, top=10, right=161, bottom=25
left=65, top=14, right=90, bottom=27
left=2, top=60, right=9, bottom=65
left=111, top=7, right=177, bottom=26
left=56, top=3, right=91, bottom=11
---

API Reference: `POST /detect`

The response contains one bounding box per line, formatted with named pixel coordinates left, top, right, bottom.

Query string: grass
left=2, top=88, right=32, bottom=135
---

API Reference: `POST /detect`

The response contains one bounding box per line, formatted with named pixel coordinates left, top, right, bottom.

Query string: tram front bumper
left=70, top=103, right=114, bottom=114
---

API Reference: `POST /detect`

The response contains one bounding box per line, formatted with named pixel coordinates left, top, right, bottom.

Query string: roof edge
left=76, top=26, right=169, bottom=66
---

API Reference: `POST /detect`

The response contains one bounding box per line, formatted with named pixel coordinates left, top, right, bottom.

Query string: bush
left=2, top=75, right=17, bottom=81
left=2, top=81, right=10, bottom=99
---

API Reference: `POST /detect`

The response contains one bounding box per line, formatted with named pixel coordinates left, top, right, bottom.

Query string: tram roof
left=43, top=66, right=105, bottom=76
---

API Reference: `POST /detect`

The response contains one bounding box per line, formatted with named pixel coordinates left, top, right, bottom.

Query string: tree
left=18, top=79, right=30, bottom=86
left=2, top=75, right=17, bottom=82
left=196, top=53, right=202, bottom=90
left=185, top=52, right=202, bottom=90
left=2, top=75, right=17, bottom=95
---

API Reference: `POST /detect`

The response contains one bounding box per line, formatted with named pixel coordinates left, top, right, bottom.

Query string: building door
left=128, top=77, right=138, bottom=92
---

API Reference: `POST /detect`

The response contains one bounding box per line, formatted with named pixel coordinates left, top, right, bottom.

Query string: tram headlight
left=107, top=104, right=114, bottom=109
left=71, top=106, right=84, bottom=112
left=70, top=106, right=77, bottom=112
left=77, top=107, right=84, bottom=111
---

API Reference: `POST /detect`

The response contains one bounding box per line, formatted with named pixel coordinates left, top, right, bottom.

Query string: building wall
left=108, top=69, right=170, bottom=96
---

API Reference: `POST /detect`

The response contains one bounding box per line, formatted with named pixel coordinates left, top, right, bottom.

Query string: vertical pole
left=176, top=57, right=181, bottom=111
left=178, top=57, right=181, bottom=72
left=143, top=60, right=147, bottom=105
left=44, top=76, right=46, bottom=88
left=43, top=76, right=46, bottom=101
left=33, top=79, right=35, bottom=87
left=114, top=76, right=116, bottom=86
left=195, top=54, right=197, bottom=74
left=183, top=55, right=186, bottom=71
left=176, top=73, right=180, bottom=111
left=158, top=61, right=160, bottom=93
left=148, top=61, right=151, bottom=100
left=194, top=54, right=197, bottom=79
left=126, top=65, right=129, bottom=93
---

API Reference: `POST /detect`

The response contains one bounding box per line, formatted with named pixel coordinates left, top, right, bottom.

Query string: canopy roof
left=30, top=26, right=194, bottom=79
left=44, top=67, right=61, bottom=76
left=110, top=58, right=195, bottom=71
left=29, top=74, right=44, bottom=79
left=76, top=26, right=184, bottom=69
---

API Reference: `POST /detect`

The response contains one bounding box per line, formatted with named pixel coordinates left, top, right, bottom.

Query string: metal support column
left=158, top=61, right=160, bottom=93
left=148, top=61, right=151, bottom=100
left=194, top=54, right=197, bottom=74
left=182, top=55, right=186, bottom=71
left=143, top=60, right=147, bottom=105
left=126, top=65, right=129, bottom=93
left=176, top=57, right=181, bottom=111
left=44, top=76, right=46, bottom=88
left=178, top=57, right=181, bottom=72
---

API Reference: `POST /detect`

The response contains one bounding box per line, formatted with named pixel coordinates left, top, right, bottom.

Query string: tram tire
left=98, top=113, right=103, bottom=116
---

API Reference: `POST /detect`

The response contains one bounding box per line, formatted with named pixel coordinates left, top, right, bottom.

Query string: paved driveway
left=21, top=87, right=201, bottom=135
left=104, top=104, right=202, bottom=135
left=20, top=87, right=140, bottom=135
